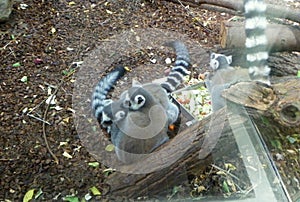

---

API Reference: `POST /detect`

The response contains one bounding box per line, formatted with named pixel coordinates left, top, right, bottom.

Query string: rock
left=0, top=0, right=13, bottom=22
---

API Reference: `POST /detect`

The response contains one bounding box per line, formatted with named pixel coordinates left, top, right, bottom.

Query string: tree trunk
left=105, top=77, right=300, bottom=199
left=220, top=21, right=300, bottom=52
left=214, top=50, right=300, bottom=77
left=167, top=0, right=300, bottom=24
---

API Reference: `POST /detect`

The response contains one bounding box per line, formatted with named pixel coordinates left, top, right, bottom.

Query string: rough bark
left=220, top=21, right=300, bottom=52
left=105, top=77, right=300, bottom=199
left=167, top=0, right=300, bottom=23
left=214, top=50, right=300, bottom=77
left=224, top=78, right=300, bottom=147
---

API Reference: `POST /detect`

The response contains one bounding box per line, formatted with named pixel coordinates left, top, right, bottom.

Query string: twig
left=41, top=67, right=76, bottom=163
left=0, top=158, right=15, bottom=161
left=42, top=78, right=64, bottom=164
left=27, top=113, right=51, bottom=125
left=211, top=164, right=248, bottom=193
left=211, top=164, right=241, bottom=182
left=42, top=58, right=78, bottom=164
left=42, top=21, right=87, bottom=164
left=1, top=39, right=13, bottom=50
left=42, top=28, right=83, bottom=164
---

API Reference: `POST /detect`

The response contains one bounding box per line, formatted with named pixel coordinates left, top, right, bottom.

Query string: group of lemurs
left=91, top=0, right=270, bottom=163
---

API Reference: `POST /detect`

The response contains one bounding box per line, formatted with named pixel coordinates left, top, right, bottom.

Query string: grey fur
left=161, top=41, right=191, bottom=92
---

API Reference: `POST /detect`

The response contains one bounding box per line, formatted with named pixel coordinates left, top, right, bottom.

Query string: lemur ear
left=210, top=52, right=216, bottom=59
left=226, top=55, right=232, bottom=65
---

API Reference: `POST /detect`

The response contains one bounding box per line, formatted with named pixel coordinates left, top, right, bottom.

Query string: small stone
left=150, top=58, right=157, bottom=64
left=165, top=57, right=172, bottom=64
left=0, top=0, right=13, bottom=22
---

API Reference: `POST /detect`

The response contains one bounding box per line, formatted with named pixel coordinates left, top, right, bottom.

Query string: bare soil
left=0, top=0, right=299, bottom=201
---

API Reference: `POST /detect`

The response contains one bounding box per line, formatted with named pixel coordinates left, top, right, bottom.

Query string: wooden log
left=167, top=0, right=300, bottom=24
left=105, top=77, right=300, bottom=199
left=220, top=21, right=300, bottom=52
left=214, top=50, right=300, bottom=77
left=105, top=107, right=240, bottom=199
left=224, top=78, right=300, bottom=148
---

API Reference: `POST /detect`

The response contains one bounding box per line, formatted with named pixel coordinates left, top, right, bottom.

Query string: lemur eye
left=213, top=61, right=219, bottom=69
left=211, top=53, right=216, bottom=59
left=135, top=95, right=145, bottom=105
left=123, top=99, right=131, bottom=108
left=115, top=111, right=126, bottom=121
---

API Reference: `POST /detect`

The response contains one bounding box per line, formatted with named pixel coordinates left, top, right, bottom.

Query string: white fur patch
left=94, top=106, right=104, bottom=117
left=168, top=75, right=181, bottom=86
left=246, top=51, right=269, bottom=62
left=249, top=65, right=271, bottom=85
left=101, top=112, right=111, bottom=124
left=175, top=59, right=189, bottom=67
left=244, top=0, right=266, bottom=13
left=172, top=65, right=190, bottom=75
left=245, top=34, right=267, bottom=48
left=162, top=82, right=175, bottom=91
left=245, top=17, right=267, bottom=30
left=169, top=71, right=184, bottom=80
left=249, top=65, right=270, bottom=76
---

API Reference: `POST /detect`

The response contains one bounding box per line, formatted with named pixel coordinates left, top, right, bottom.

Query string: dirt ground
left=0, top=0, right=299, bottom=201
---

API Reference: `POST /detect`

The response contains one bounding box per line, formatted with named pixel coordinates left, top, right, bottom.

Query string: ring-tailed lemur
left=112, top=88, right=170, bottom=163
left=91, top=66, right=127, bottom=130
left=91, top=41, right=191, bottom=163
left=161, top=41, right=191, bottom=92
left=244, top=0, right=270, bottom=85
left=120, top=82, right=179, bottom=125
left=121, top=41, right=191, bottom=124
left=209, top=52, right=233, bottom=71
left=205, top=53, right=251, bottom=111
left=206, top=0, right=270, bottom=111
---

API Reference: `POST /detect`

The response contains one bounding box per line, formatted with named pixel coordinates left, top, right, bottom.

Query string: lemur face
left=209, top=53, right=232, bottom=70
left=122, top=87, right=153, bottom=111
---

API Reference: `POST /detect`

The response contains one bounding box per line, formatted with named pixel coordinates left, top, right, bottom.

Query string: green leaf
left=105, top=144, right=114, bottom=152
left=23, top=189, right=35, bottom=202
left=224, top=163, right=236, bottom=171
left=88, top=162, right=99, bottom=168
left=13, top=62, right=21, bottom=67
left=92, top=126, right=97, bottom=132
left=62, top=68, right=76, bottom=76
left=172, top=186, right=180, bottom=195
left=260, top=117, right=270, bottom=125
left=271, top=139, right=282, bottom=150
left=222, top=181, right=230, bottom=193
left=63, top=195, right=79, bottom=202
left=103, top=168, right=115, bottom=177
left=90, top=186, right=101, bottom=196
left=287, top=135, right=297, bottom=144
left=297, top=70, right=300, bottom=78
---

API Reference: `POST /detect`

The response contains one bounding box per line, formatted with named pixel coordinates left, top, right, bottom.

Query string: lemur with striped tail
left=120, top=41, right=191, bottom=125
left=91, top=66, right=127, bottom=132
left=206, top=0, right=270, bottom=111
left=91, top=41, right=191, bottom=163
left=161, top=41, right=191, bottom=92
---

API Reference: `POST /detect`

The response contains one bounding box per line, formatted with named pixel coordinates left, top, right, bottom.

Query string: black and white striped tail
left=244, top=0, right=270, bottom=85
left=92, top=66, right=126, bottom=123
left=161, top=41, right=191, bottom=92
